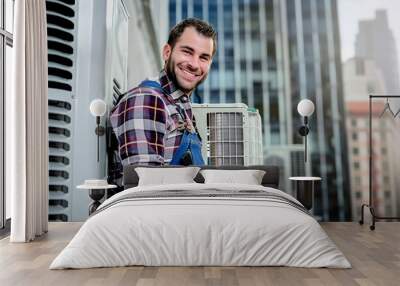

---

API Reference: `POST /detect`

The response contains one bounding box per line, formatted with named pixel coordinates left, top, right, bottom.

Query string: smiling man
left=110, top=18, right=217, bottom=166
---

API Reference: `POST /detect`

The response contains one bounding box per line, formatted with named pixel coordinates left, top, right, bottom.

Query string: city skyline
left=167, top=0, right=351, bottom=221
left=338, top=0, right=400, bottom=73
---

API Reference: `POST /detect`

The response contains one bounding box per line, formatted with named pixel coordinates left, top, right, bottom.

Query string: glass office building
left=168, top=0, right=350, bottom=221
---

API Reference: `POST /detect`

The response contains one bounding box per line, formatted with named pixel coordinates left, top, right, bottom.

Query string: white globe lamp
left=89, top=99, right=107, bottom=162
left=297, top=99, right=315, bottom=163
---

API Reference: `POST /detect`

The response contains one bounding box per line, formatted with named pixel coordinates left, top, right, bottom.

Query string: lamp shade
left=89, top=99, right=107, bottom=117
left=297, top=99, right=315, bottom=117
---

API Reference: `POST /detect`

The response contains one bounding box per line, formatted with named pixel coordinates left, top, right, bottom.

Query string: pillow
left=200, top=169, right=266, bottom=185
left=135, top=167, right=200, bottom=186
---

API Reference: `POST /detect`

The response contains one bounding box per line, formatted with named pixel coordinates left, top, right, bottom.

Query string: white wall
left=71, top=0, right=108, bottom=221
left=151, top=0, right=169, bottom=52
left=125, top=0, right=162, bottom=89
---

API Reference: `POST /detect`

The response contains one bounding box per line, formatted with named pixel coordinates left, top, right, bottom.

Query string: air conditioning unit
left=47, top=0, right=78, bottom=221
left=192, top=103, right=263, bottom=166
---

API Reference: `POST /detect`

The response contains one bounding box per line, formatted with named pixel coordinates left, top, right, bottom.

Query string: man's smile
left=178, top=65, right=201, bottom=82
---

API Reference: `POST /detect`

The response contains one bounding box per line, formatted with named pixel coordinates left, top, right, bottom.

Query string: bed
left=50, top=165, right=351, bottom=269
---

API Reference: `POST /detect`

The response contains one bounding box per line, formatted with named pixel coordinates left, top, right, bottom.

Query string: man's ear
left=162, top=44, right=172, bottom=62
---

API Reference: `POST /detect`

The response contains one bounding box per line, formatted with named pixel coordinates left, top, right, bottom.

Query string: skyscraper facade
left=167, top=0, right=350, bottom=220
left=355, top=10, right=400, bottom=94
left=346, top=101, right=400, bottom=220
left=343, top=57, right=386, bottom=101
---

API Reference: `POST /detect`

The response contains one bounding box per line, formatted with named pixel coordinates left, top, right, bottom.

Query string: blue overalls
left=139, top=80, right=205, bottom=166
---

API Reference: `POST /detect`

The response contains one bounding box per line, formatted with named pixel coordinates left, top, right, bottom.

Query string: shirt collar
left=159, top=69, right=189, bottom=102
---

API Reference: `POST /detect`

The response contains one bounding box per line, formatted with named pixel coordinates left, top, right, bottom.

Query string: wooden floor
left=0, top=222, right=399, bottom=286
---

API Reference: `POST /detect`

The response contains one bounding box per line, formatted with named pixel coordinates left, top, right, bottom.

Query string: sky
left=338, top=0, right=400, bottom=62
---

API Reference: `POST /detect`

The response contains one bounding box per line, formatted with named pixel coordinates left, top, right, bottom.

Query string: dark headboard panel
left=123, top=165, right=280, bottom=189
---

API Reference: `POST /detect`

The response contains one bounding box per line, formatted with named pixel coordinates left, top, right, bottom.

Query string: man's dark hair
left=167, top=18, right=217, bottom=57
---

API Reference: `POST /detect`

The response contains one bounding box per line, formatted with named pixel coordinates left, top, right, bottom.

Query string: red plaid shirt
left=110, top=70, right=195, bottom=166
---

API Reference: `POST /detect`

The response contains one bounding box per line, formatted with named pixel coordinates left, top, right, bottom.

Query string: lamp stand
left=298, top=116, right=309, bottom=163
left=304, top=133, right=307, bottom=163
left=94, top=116, right=105, bottom=162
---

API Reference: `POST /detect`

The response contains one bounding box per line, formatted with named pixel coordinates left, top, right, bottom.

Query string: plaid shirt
left=110, top=70, right=194, bottom=166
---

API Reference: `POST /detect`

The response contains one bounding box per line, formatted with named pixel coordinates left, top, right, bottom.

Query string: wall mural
left=38, top=0, right=400, bottom=223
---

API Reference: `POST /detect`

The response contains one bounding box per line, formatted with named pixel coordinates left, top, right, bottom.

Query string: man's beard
left=165, top=58, right=208, bottom=94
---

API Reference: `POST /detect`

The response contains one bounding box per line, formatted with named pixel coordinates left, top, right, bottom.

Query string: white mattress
left=50, top=183, right=351, bottom=269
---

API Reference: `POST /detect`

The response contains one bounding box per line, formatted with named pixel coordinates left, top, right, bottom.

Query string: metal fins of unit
left=46, top=0, right=77, bottom=222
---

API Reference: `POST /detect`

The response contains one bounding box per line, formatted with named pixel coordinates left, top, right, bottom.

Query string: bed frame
left=123, top=165, right=280, bottom=189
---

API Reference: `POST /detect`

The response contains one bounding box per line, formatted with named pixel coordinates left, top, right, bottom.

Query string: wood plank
left=0, top=222, right=400, bottom=286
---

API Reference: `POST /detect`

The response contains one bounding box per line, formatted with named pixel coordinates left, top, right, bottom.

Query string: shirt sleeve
left=110, top=91, right=167, bottom=166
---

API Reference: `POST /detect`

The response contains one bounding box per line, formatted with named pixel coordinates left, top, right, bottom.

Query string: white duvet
left=50, top=183, right=351, bottom=269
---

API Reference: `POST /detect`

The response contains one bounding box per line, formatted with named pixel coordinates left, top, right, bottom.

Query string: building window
left=383, top=176, right=390, bottom=184
left=382, top=161, right=389, bottom=172
left=351, top=118, right=357, bottom=127
left=355, top=191, right=362, bottom=199
left=352, top=147, right=359, bottom=155
left=384, top=191, right=391, bottom=199
left=354, top=176, right=361, bottom=186
left=353, top=162, right=360, bottom=169
left=352, top=132, right=358, bottom=140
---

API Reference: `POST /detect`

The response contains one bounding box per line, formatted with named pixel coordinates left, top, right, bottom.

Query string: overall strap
left=139, top=80, right=164, bottom=91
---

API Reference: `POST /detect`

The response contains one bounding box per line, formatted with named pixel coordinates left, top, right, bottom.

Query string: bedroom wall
left=71, top=0, right=108, bottom=221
